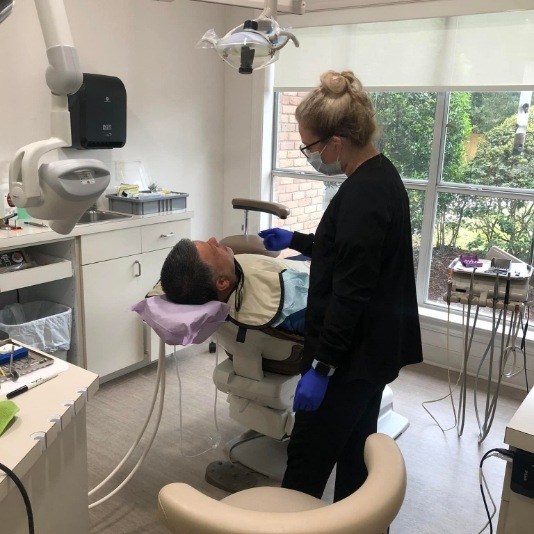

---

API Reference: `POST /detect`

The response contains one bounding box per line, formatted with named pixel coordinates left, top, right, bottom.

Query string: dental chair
left=158, top=432, right=407, bottom=534
left=209, top=199, right=409, bottom=486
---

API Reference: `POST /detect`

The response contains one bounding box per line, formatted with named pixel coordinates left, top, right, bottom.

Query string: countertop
left=0, top=210, right=194, bottom=249
left=0, top=345, right=99, bottom=501
left=504, top=386, right=534, bottom=453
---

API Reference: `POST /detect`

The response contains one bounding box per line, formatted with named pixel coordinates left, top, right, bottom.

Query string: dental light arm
left=6, top=0, right=111, bottom=234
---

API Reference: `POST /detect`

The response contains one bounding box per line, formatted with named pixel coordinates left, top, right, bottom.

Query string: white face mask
left=307, top=145, right=343, bottom=176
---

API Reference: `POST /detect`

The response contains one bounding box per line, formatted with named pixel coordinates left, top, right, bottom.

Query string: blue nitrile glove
left=258, top=228, right=294, bottom=251
left=293, top=368, right=330, bottom=412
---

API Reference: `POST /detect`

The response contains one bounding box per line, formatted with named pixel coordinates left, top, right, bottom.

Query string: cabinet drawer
left=80, top=227, right=142, bottom=264
left=141, top=219, right=190, bottom=253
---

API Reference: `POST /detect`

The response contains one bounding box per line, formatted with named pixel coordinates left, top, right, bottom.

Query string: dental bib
left=229, top=254, right=309, bottom=330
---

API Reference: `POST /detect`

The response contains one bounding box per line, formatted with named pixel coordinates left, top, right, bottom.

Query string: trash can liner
left=0, top=301, right=72, bottom=353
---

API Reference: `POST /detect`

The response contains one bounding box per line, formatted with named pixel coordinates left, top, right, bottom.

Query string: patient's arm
left=278, top=308, right=306, bottom=335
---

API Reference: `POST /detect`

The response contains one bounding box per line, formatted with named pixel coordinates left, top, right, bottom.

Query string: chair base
left=227, top=431, right=289, bottom=482
left=223, top=399, right=409, bottom=483
left=205, top=459, right=258, bottom=492
left=377, top=385, right=409, bottom=440
left=206, top=394, right=409, bottom=493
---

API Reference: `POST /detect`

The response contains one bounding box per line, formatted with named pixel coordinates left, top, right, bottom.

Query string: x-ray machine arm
left=4, top=0, right=110, bottom=234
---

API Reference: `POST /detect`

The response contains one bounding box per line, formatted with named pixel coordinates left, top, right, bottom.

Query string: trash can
left=0, top=301, right=72, bottom=360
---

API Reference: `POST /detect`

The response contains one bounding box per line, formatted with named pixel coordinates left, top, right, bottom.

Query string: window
left=271, top=90, right=534, bottom=309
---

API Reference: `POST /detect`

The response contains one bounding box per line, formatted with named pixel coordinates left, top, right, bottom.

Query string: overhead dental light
left=197, top=0, right=299, bottom=74
left=4, top=0, right=111, bottom=235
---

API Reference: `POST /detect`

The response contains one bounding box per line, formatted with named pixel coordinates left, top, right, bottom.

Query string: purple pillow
left=132, top=297, right=229, bottom=346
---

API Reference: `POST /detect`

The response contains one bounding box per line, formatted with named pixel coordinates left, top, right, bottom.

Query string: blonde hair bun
left=320, top=70, right=363, bottom=96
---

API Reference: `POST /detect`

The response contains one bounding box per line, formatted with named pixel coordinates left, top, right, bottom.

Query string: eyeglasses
left=299, top=136, right=332, bottom=158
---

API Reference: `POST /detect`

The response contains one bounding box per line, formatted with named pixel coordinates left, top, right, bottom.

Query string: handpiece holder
left=231, top=198, right=289, bottom=236
left=220, top=198, right=290, bottom=256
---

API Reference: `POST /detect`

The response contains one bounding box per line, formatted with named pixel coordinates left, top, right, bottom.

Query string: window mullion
left=271, top=93, right=280, bottom=203
left=415, top=92, right=449, bottom=304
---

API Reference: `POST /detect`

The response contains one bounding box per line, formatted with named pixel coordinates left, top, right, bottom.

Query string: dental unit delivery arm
left=6, top=0, right=111, bottom=234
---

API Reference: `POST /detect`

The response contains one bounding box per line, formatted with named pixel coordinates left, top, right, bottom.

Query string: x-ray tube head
left=33, top=159, right=110, bottom=234
left=9, top=156, right=110, bottom=235
left=0, top=0, right=14, bottom=24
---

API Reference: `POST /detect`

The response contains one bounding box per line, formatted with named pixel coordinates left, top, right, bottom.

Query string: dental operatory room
left=1, top=0, right=534, bottom=533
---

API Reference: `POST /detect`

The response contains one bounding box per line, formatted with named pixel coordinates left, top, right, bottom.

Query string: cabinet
left=80, top=218, right=190, bottom=379
left=0, top=360, right=98, bottom=534
left=0, top=240, right=81, bottom=365
left=497, top=387, right=534, bottom=533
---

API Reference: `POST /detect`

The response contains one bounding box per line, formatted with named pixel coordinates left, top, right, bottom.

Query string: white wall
left=0, top=0, right=231, bottom=239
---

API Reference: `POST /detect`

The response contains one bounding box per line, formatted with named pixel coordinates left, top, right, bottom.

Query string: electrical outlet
left=511, top=448, right=534, bottom=498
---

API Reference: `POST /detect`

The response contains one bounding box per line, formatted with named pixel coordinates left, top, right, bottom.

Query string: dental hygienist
left=259, top=70, right=423, bottom=501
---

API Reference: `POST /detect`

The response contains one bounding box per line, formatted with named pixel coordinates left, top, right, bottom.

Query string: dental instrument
left=423, top=247, right=532, bottom=442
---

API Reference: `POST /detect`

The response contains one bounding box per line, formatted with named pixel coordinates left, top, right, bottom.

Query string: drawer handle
left=160, top=232, right=175, bottom=238
left=134, top=260, right=142, bottom=277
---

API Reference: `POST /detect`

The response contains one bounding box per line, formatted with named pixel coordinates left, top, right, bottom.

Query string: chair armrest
left=232, top=198, right=290, bottom=219
left=158, top=434, right=406, bottom=534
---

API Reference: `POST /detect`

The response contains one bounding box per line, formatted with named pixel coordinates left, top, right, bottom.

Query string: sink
left=76, top=210, right=132, bottom=225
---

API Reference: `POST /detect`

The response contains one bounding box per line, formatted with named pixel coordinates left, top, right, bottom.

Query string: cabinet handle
left=160, top=232, right=175, bottom=238
left=134, top=260, right=142, bottom=277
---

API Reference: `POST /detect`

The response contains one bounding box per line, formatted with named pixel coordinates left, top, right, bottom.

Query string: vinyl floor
left=86, top=342, right=527, bottom=533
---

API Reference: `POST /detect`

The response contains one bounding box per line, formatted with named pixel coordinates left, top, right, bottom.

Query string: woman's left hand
left=293, top=368, right=330, bottom=411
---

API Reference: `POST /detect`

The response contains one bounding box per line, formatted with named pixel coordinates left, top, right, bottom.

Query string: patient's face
left=194, top=238, right=235, bottom=278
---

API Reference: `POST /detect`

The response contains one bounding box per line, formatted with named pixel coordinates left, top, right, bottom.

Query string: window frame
left=271, top=89, right=534, bottom=312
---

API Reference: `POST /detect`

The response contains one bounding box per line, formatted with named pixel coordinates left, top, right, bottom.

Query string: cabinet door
left=141, top=248, right=178, bottom=362
left=82, top=254, right=146, bottom=377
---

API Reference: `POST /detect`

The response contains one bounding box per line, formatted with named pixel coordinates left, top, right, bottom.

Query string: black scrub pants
left=282, top=377, right=385, bottom=502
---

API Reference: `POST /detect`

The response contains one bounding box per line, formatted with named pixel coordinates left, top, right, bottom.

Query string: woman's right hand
left=258, top=228, right=294, bottom=251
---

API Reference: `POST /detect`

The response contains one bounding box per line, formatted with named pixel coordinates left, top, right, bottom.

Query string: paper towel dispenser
left=68, top=73, right=126, bottom=149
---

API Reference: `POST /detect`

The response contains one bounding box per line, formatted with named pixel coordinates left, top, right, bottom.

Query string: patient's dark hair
left=160, top=239, right=218, bottom=304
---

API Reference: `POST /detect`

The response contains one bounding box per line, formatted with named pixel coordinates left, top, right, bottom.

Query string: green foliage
left=407, top=190, right=425, bottom=235
left=470, top=93, right=520, bottom=133
left=371, top=92, right=437, bottom=180
left=462, top=115, right=534, bottom=260
left=442, top=93, right=472, bottom=183
left=465, top=116, right=534, bottom=188
left=354, top=91, right=533, bottom=259
left=435, top=94, right=473, bottom=248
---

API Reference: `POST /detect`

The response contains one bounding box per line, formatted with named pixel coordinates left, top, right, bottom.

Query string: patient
left=156, top=238, right=309, bottom=334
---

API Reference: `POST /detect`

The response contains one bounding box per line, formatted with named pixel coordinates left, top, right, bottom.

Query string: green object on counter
left=0, top=400, right=19, bottom=436
left=16, top=208, right=30, bottom=220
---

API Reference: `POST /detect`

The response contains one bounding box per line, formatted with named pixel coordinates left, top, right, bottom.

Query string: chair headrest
left=132, top=297, right=229, bottom=346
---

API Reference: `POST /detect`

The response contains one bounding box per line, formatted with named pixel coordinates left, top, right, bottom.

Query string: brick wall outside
left=273, top=92, right=328, bottom=234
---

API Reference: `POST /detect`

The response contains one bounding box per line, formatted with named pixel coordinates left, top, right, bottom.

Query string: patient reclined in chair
left=153, top=199, right=409, bottom=484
